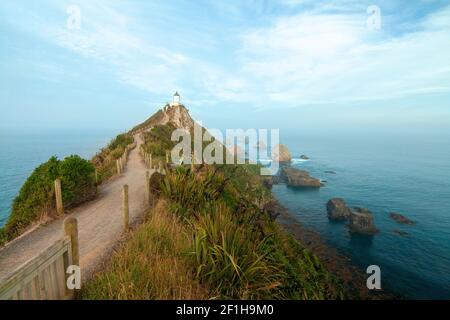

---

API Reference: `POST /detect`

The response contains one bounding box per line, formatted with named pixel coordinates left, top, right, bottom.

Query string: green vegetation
left=141, top=124, right=176, bottom=159
left=0, top=155, right=96, bottom=246
left=91, top=133, right=134, bottom=183
left=83, top=124, right=344, bottom=300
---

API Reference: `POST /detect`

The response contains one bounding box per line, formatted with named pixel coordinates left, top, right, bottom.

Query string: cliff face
left=163, top=104, right=194, bottom=130
left=134, top=104, right=194, bottom=132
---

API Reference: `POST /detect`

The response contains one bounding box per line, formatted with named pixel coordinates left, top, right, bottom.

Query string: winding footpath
left=0, top=134, right=152, bottom=282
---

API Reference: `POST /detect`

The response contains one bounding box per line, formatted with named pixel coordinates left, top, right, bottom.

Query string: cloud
left=234, top=4, right=450, bottom=107
left=2, top=0, right=449, bottom=110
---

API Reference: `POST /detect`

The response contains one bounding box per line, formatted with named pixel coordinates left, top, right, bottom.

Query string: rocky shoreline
left=272, top=198, right=398, bottom=299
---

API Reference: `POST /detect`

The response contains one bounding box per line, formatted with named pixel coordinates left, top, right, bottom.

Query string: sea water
left=271, top=129, right=450, bottom=299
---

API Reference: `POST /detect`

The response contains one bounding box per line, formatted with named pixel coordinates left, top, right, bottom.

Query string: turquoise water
left=0, top=131, right=115, bottom=227
left=272, top=129, right=450, bottom=299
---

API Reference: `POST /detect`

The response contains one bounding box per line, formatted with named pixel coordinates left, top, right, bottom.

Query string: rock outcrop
left=147, top=171, right=168, bottom=207
left=327, top=198, right=352, bottom=220
left=161, top=104, right=194, bottom=130
left=280, top=167, right=322, bottom=188
left=135, top=103, right=195, bottom=132
left=349, top=207, right=379, bottom=235
left=300, top=155, right=309, bottom=160
left=390, top=212, right=415, bottom=225
left=272, top=144, right=292, bottom=163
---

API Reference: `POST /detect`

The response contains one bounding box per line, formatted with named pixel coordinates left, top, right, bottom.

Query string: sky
left=0, top=0, right=449, bottom=134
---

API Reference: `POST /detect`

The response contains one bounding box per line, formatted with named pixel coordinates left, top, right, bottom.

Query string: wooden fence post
left=166, top=151, right=169, bottom=164
left=64, top=217, right=79, bottom=267
left=145, top=171, right=150, bottom=205
left=149, top=153, right=152, bottom=168
left=122, top=185, right=129, bottom=231
left=116, top=159, right=121, bottom=174
left=55, top=179, right=64, bottom=215
left=64, top=217, right=79, bottom=299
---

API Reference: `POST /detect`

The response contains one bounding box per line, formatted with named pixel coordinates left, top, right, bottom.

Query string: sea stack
left=349, top=207, right=379, bottom=235
left=272, top=144, right=292, bottom=163
left=327, top=198, right=352, bottom=220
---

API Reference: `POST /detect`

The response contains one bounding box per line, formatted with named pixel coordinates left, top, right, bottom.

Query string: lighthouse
left=171, top=91, right=181, bottom=106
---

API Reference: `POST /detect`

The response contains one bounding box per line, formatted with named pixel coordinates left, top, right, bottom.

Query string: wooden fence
left=95, top=141, right=137, bottom=183
left=0, top=218, right=79, bottom=300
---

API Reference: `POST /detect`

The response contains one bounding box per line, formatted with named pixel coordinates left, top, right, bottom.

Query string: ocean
left=272, top=129, right=450, bottom=299
left=0, top=128, right=449, bottom=299
left=0, top=130, right=115, bottom=227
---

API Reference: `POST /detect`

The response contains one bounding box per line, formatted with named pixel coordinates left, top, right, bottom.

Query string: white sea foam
left=291, top=158, right=310, bottom=164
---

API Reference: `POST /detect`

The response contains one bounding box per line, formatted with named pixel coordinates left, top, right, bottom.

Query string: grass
left=82, top=200, right=207, bottom=300
left=192, top=204, right=283, bottom=299
left=91, top=133, right=134, bottom=183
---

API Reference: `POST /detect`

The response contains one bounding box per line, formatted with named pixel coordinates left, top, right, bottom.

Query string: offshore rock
left=349, top=207, right=379, bottom=235
left=280, top=167, right=322, bottom=188
left=327, top=198, right=352, bottom=220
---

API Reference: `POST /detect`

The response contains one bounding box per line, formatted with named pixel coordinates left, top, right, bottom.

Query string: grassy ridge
left=140, top=124, right=176, bottom=164
left=83, top=124, right=344, bottom=300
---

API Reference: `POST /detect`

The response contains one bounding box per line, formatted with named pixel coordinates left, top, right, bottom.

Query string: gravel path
left=0, top=134, right=152, bottom=282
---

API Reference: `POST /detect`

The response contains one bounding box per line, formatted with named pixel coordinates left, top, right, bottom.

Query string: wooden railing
left=95, top=141, right=137, bottom=183
left=116, top=141, right=137, bottom=175
left=140, top=148, right=167, bottom=174
left=0, top=218, right=79, bottom=300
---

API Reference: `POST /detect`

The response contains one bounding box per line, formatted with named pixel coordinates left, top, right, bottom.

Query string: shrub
left=59, top=155, right=96, bottom=207
left=4, top=156, right=60, bottom=239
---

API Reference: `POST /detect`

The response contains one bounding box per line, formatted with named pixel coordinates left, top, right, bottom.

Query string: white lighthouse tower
left=171, top=91, right=181, bottom=106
